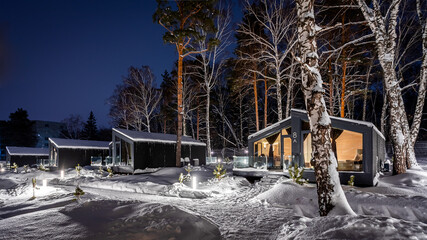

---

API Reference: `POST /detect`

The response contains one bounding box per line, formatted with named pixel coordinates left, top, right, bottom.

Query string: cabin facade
left=239, top=109, right=385, bottom=186
left=49, top=138, right=110, bottom=169
left=112, top=128, right=206, bottom=171
left=6, top=146, right=49, bottom=166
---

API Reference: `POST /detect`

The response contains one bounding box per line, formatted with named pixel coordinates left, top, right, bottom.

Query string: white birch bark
left=239, top=0, right=297, bottom=121
left=296, top=0, right=355, bottom=216
left=191, top=1, right=232, bottom=157
left=358, top=0, right=408, bottom=174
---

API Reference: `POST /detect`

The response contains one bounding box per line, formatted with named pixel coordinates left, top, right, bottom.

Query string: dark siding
left=191, top=145, right=206, bottom=165
left=9, top=155, right=48, bottom=166
left=58, top=148, right=108, bottom=169
left=134, top=142, right=177, bottom=169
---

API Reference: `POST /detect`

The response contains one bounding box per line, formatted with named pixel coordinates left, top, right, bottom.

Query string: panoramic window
left=335, top=130, right=363, bottom=171
left=303, top=132, right=313, bottom=169
left=254, top=132, right=281, bottom=169
left=303, top=129, right=363, bottom=171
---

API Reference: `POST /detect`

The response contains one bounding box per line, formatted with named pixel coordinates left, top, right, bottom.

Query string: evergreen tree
left=82, top=111, right=98, bottom=140
left=153, top=0, right=217, bottom=167
left=3, top=108, right=37, bottom=147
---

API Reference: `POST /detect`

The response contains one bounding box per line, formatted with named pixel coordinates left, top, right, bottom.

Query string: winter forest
left=1, top=0, right=427, bottom=239
left=109, top=0, right=426, bottom=172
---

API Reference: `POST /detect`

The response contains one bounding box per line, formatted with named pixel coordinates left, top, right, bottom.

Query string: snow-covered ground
left=0, top=161, right=426, bottom=239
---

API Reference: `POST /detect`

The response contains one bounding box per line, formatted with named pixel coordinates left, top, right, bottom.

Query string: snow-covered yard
left=0, top=162, right=426, bottom=239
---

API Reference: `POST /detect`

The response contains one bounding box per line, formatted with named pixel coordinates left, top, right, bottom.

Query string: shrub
left=288, top=163, right=307, bottom=185
left=213, top=163, right=226, bottom=180
left=348, top=175, right=355, bottom=186
left=74, top=186, right=85, bottom=201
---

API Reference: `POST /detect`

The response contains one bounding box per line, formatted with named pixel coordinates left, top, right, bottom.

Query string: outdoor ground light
left=60, top=170, right=64, bottom=179
left=192, top=176, right=197, bottom=190
left=42, top=179, right=47, bottom=188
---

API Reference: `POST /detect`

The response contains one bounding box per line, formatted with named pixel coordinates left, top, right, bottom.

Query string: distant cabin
left=237, top=109, right=385, bottom=187
left=112, top=128, right=206, bottom=172
left=6, top=146, right=49, bottom=166
left=49, top=138, right=110, bottom=169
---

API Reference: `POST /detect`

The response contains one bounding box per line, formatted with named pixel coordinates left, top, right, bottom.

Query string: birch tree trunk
left=206, top=91, right=212, bottom=158
left=296, top=0, right=355, bottom=216
left=358, top=0, right=407, bottom=174
left=408, top=1, right=427, bottom=168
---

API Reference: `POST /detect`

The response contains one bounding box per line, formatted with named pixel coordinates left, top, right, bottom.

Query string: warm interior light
left=192, top=176, right=197, bottom=190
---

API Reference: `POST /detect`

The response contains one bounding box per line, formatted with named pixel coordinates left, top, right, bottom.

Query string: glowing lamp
left=192, top=176, right=197, bottom=190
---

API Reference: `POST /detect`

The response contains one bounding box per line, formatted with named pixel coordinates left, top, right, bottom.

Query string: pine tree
left=3, top=108, right=37, bottom=148
left=153, top=0, right=217, bottom=167
left=82, top=111, right=98, bottom=140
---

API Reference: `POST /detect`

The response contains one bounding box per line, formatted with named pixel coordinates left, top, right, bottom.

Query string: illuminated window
left=303, top=129, right=363, bottom=172
left=254, top=132, right=281, bottom=169
left=303, top=133, right=313, bottom=169
left=282, top=137, right=292, bottom=169
left=335, top=130, right=363, bottom=171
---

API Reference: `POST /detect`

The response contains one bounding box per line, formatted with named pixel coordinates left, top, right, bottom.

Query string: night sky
left=0, top=0, right=182, bottom=127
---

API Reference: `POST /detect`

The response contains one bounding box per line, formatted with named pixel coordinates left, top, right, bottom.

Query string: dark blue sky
left=0, top=0, right=242, bottom=127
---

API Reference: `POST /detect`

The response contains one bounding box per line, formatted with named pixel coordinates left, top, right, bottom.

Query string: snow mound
left=254, top=181, right=319, bottom=217
left=0, top=179, right=30, bottom=197
left=50, top=177, right=168, bottom=195
left=380, top=169, right=427, bottom=187
left=60, top=200, right=221, bottom=240
left=277, top=215, right=427, bottom=240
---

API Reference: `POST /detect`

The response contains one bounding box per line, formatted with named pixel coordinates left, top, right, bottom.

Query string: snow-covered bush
left=178, top=173, right=191, bottom=184
left=74, top=185, right=85, bottom=201
left=107, top=166, right=113, bottom=178
left=288, top=163, right=307, bottom=185
left=11, top=163, right=18, bottom=173
left=184, top=163, right=193, bottom=176
left=23, top=165, right=28, bottom=173
left=348, top=175, right=355, bottom=186
left=38, top=164, right=47, bottom=171
left=75, top=164, right=82, bottom=176
left=98, top=166, right=104, bottom=174
left=213, top=163, right=226, bottom=180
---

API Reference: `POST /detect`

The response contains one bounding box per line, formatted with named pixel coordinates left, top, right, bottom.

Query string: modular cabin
left=112, top=128, right=206, bottom=171
left=6, top=146, right=49, bottom=166
left=49, top=138, right=110, bottom=169
left=237, top=109, right=385, bottom=186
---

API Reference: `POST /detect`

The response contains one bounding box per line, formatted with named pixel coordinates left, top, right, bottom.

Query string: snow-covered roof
left=248, top=116, right=291, bottom=140
left=113, top=128, right=206, bottom=146
left=49, top=138, right=110, bottom=150
left=6, top=146, right=49, bottom=156
left=249, top=108, right=385, bottom=140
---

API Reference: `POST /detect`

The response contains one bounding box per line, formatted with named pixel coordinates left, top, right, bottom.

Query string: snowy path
left=60, top=182, right=293, bottom=240
left=1, top=164, right=427, bottom=239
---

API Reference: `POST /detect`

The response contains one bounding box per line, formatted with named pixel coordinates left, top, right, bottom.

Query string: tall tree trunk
left=407, top=11, right=427, bottom=168
left=362, top=64, right=372, bottom=121
left=176, top=48, right=183, bottom=167
left=380, top=92, right=387, bottom=136
left=296, top=0, right=354, bottom=216
left=358, top=0, right=407, bottom=174
left=206, top=91, right=212, bottom=158
left=328, top=58, right=334, bottom=115
left=253, top=71, right=260, bottom=132
left=276, top=61, right=283, bottom=121
left=340, top=60, right=347, bottom=118
left=340, top=14, right=347, bottom=118
left=196, top=99, right=200, bottom=140
left=286, top=60, right=296, bottom=118
left=264, top=78, right=268, bottom=128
